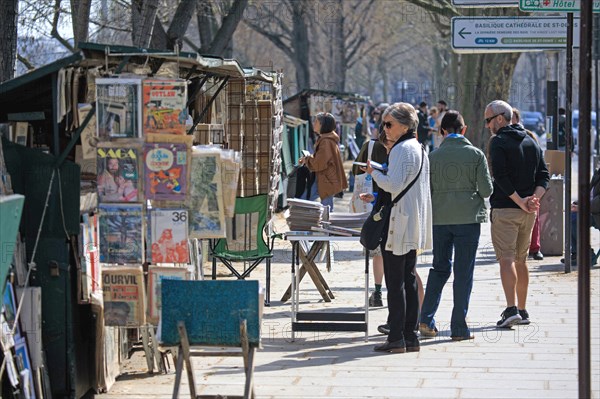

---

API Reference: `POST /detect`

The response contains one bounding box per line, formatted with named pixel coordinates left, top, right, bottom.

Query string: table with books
left=283, top=199, right=371, bottom=341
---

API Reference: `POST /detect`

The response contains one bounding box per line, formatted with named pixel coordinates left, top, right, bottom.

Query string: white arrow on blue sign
left=452, top=16, right=580, bottom=53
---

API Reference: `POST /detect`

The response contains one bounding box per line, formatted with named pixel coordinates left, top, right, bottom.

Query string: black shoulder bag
left=359, top=146, right=425, bottom=251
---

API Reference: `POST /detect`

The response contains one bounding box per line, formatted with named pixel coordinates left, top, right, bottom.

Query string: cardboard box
left=539, top=178, right=564, bottom=256
left=544, top=150, right=566, bottom=175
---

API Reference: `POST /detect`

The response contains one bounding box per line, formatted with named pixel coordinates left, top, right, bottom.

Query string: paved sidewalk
left=102, top=196, right=600, bottom=399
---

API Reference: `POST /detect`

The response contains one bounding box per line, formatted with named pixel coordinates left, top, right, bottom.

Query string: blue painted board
left=0, top=194, right=24, bottom=297
left=160, top=280, right=260, bottom=347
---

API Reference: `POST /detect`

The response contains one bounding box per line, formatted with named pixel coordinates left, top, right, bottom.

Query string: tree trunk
left=331, top=0, right=345, bottom=91
left=71, top=0, right=92, bottom=45
left=0, top=0, right=18, bottom=82
left=197, top=0, right=215, bottom=52
left=378, top=58, right=389, bottom=103
left=291, top=1, right=311, bottom=90
left=459, top=52, right=522, bottom=149
left=166, top=0, right=197, bottom=50
left=132, top=0, right=160, bottom=48
left=207, top=0, right=248, bottom=56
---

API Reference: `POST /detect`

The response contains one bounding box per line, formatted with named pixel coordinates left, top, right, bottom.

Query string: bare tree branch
left=51, top=0, right=75, bottom=52
left=17, top=54, right=35, bottom=71
left=207, top=0, right=248, bottom=56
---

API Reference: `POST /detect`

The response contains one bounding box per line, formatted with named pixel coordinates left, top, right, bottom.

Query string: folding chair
left=211, top=194, right=279, bottom=306
left=161, top=280, right=261, bottom=399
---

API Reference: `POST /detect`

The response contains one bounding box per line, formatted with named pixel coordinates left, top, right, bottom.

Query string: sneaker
left=377, top=323, right=390, bottom=335
left=496, top=306, right=522, bottom=328
left=369, top=291, right=383, bottom=307
left=529, top=251, right=544, bottom=261
left=518, top=309, right=531, bottom=325
left=418, top=323, right=438, bottom=337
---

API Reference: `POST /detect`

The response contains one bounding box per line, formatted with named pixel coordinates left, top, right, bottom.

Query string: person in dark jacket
left=485, top=100, right=550, bottom=328
left=419, top=110, right=493, bottom=341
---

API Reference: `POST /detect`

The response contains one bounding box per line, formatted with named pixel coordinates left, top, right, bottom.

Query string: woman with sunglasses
left=362, top=102, right=432, bottom=353
left=299, top=112, right=348, bottom=210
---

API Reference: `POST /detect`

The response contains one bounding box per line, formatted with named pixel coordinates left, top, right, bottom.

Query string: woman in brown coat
left=299, top=112, right=348, bottom=210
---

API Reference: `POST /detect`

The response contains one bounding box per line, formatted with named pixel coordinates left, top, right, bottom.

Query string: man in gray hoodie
left=486, top=100, right=549, bottom=328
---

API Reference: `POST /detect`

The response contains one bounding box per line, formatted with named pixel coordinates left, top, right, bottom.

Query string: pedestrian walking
left=419, top=110, right=493, bottom=341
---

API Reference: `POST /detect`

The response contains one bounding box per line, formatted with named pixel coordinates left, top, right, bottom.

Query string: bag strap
left=391, top=145, right=425, bottom=205
left=367, top=140, right=375, bottom=161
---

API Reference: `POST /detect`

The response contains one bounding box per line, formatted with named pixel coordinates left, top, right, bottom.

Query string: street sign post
left=519, top=0, right=600, bottom=13
left=452, top=16, right=580, bottom=53
left=452, top=0, right=518, bottom=6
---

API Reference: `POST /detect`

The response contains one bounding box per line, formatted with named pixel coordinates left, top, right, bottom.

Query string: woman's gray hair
left=382, top=102, right=419, bottom=130
left=485, top=100, right=513, bottom=122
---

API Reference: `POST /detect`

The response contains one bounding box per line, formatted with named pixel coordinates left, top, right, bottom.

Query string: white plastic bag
left=349, top=141, right=374, bottom=213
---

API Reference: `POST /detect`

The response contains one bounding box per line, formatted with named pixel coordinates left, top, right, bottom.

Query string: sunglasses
left=484, top=113, right=503, bottom=124
left=382, top=121, right=393, bottom=129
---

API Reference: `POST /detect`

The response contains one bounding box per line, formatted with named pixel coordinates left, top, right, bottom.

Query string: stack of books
left=329, top=211, right=371, bottom=229
left=285, top=199, right=324, bottom=231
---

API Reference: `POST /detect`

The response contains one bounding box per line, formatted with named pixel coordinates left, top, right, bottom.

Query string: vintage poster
left=188, top=148, right=226, bottom=238
left=150, top=209, right=189, bottom=264
left=97, top=144, right=141, bottom=203
left=96, top=78, right=143, bottom=139
left=102, top=266, right=146, bottom=326
left=146, top=266, right=189, bottom=325
left=144, top=142, right=189, bottom=201
left=98, top=204, right=144, bottom=264
left=220, top=149, right=241, bottom=217
left=79, top=213, right=101, bottom=302
left=77, top=103, right=98, bottom=161
left=14, top=338, right=36, bottom=399
left=142, top=79, right=188, bottom=135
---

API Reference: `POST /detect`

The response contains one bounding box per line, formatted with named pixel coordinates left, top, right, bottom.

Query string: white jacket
left=371, top=139, right=432, bottom=256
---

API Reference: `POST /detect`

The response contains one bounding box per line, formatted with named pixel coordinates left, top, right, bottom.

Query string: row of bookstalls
left=0, top=42, right=283, bottom=398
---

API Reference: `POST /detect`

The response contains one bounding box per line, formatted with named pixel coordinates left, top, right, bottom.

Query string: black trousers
left=381, top=248, right=419, bottom=342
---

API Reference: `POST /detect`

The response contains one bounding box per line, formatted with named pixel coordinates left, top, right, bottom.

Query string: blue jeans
left=307, top=176, right=334, bottom=211
left=420, top=223, right=480, bottom=338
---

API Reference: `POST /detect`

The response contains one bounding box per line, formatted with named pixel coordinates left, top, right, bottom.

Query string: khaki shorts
left=491, top=208, right=536, bottom=262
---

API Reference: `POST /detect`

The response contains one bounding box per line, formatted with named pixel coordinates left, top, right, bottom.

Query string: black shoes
left=369, top=291, right=383, bottom=307
left=374, top=339, right=407, bottom=353
left=377, top=323, right=390, bottom=335
left=518, top=309, right=531, bottom=325
left=529, top=251, right=544, bottom=260
left=496, top=306, right=522, bottom=328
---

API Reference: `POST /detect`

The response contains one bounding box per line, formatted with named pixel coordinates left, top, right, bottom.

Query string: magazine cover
left=144, top=142, right=189, bottom=201
left=150, top=209, right=189, bottom=264
left=97, top=144, right=141, bottom=203
left=147, top=266, right=189, bottom=325
left=96, top=78, right=143, bottom=139
left=98, top=204, right=144, bottom=264
left=188, top=149, right=226, bottom=238
left=102, top=265, right=146, bottom=326
left=142, top=79, right=188, bottom=135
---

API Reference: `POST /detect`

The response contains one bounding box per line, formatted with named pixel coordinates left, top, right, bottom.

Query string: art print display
left=96, top=78, right=143, bottom=139
left=147, top=266, right=189, bottom=325
left=102, top=266, right=146, bottom=326
left=14, top=338, right=36, bottom=399
left=150, top=209, right=189, bottom=264
left=97, top=144, right=141, bottom=203
left=142, top=79, right=188, bottom=135
left=2, top=282, right=20, bottom=339
left=144, top=142, right=189, bottom=201
left=98, top=204, right=144, bottom=264
left=79, top=213, right=100, bottom=301
left=188, top=149, right=226, bottom=238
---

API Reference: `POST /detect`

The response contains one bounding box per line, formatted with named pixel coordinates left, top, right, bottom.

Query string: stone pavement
left=101, top=191, right=600, bottom=399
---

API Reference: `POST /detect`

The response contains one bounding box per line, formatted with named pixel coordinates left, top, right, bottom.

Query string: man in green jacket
left=419, top=110, right=493, bottom=341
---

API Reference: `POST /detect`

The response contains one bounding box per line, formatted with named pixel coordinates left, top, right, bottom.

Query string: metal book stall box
left=0, top=42, right=283, bottom=398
